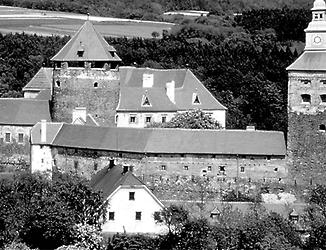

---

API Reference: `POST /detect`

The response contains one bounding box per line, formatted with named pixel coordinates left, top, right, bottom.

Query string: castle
left=287, top=0, right=326, bottom=185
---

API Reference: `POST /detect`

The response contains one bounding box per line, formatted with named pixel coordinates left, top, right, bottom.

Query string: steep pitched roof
left=287, top=51, right=326, bottom=71
left=51, top=21, right=122, bottom=62
left=22, top=68, right=53, bottom=91
left=91, top=165, right=145, bottom=199
left=31, top=122, right=63, bottom=145
left=117, top=67, right=226, bottom=112
left=0, top=99, right=51, bottom=125
left=35, top=89, right=52, bottom=101
left=32, top=124, right=286, bottom=156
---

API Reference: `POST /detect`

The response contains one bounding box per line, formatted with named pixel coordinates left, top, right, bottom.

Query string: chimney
left=246, top=125, right=255, bottom=131
left=166, top=80, right=175, bottom=104
left=143, top=73, right=154, bottom=88
left=72, top=107, right=87, bottom=123
left=41, top=119, right=47, bottom=143
left=109, top=159, right=115, bottom=169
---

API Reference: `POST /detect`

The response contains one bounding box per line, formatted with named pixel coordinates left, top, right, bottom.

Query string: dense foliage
left=147, top=110, right=222, bottom=129
left=0, top=172, right=107, bottom=249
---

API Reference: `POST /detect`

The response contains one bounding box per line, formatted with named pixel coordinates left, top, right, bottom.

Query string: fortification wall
left=52, top=68, right=120, bottom=126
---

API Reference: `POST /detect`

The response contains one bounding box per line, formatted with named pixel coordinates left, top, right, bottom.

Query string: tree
left=147, top=109, right=222, bottom=129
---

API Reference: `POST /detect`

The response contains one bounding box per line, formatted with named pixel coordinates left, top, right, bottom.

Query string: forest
left=0, top=7, right=311, bottom=133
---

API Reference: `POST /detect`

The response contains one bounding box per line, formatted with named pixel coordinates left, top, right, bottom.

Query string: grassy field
left=0, top=5, right=174, bottom=38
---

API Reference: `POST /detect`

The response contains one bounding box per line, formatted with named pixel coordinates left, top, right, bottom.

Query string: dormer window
left=301, top=94, right=311, bottom=104
left=77, top=41, right=84, bottom=57
left=321, top=94, right=326, bottom=103
left=192, top=93, right=201, bottom=105
left=141, top=95, right=151, bottom=107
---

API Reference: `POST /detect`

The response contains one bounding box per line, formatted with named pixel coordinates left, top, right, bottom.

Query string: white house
left=91, top=165, right=165, bottom=234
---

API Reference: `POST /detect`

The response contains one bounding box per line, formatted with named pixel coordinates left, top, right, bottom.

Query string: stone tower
left=287, top=0, right=326, bottom=184
left=51, top=21, right=122, bottom=126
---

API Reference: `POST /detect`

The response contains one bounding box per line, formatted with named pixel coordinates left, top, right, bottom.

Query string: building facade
left=287, top=0, right=326, bottom=184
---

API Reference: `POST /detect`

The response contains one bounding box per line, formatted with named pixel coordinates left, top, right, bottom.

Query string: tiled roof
left=91, top=165, right=144, bottom=199
left=22, top=68, right=52, bottom=91
left=0, top=99, right=51, bottom=125
left=35, top=89, right=52, bottom=101
left=51, top=21, right=121, bottom=62
left=32, top=124, right=286, bottom=156
left=287, top=51, right=326, bottom=71
left=31, top=122, right=63, bottom=145
left=117, top=67, right=226, bottom=112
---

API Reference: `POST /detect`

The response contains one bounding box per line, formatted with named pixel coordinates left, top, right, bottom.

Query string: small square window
left=266, top=156, right=271, bottom=161
left=162, top=116, right=167, bottom=123
left=184, top=165, right=189, bottom=170
left=240, top=166, right=245, bottom=172
left=160, top=165, right=166, bottom=171
left=145, top=116, right=152, bottom=123
left=321, top=95, right=326, bottom=103
left=136, top=211, right=142, bottom=220
left=18, top=133, right=24, bottom=143
left=129, top=115, right=136, bottom=124
left=207, top=166, right=212, bottom=171
left=219, top=166, right=225, bottom=172
left=300, top=79, right=311, bottom=84
left=274, top=168, right=278, bottom=172
left=5, top=132, right=11, bottom=143
left=109, top=212, right=115, bottom=220
left=301, top=94, right=311, bottom=104
left=129, top=192, right=135, bottom=200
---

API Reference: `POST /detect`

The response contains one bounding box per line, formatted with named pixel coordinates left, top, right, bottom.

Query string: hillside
left=0, top=0, right=314, bottom=21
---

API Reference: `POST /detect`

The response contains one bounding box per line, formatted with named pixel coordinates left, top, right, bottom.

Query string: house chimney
left=166, top=80, right=175, bottom=104
left=143, top=73, right=154, bottom=88
left=41, top=119, right=47, bottom=143
left=109, top=159, right=115, bottom=169
left=72, top=107, right=87, bottom=123
left=246, top=125, right=255, bottom=131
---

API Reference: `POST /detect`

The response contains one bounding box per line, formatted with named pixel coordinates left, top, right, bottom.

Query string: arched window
left=301, top=94, right=311, bottom=104
left=319, top=124, right=326, bottom=132
left=93, top=82, right=98, bottom=88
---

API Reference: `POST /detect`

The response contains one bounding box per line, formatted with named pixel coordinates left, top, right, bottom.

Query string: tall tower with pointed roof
left=51, top=21, right=122, bottom=126
left=287, top=0, right=326, bottom=184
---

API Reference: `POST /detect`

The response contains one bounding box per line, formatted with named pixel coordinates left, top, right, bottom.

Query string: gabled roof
left=0, top=99, right=51, bottom=125
left=31, top=123, right=286, bottom=156
left=22, top=68, right=53, bottom=91
left=31, top=122, right=63, bottom=145
left=117, top=67, right=226, bottom=112
left=51, top=21, right=122, bottom=62
left=91, top=165, right=145, bottom=199
left=72, top=114, right=99, bottom=126
left=287, top=51, right=326, bottom=71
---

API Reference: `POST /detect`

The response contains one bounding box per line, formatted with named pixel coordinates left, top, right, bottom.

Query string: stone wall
left=52, top=68, right=120, bottom=126
left=0, top=125, right=31, bottom=169
left=288, top=112, right=326, bottom=185
left=52, top=146, right=287, bottom=198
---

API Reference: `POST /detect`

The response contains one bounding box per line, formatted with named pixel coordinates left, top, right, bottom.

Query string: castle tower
left=51, top=21, right=122, bottom=126
left=287, top=0, right=326, bottom=184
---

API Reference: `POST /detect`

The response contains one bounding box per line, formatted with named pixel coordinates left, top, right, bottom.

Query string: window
left=129, top=192, right=135, bottom=200
left=184, top=165, right=189, bottom=171
left=315, top=13, right=319, bottom=19
left=129, top=115, right=136, bottom=124
left=77, top=50, right=84, bottom=57
left=192, top=93, right=201, bottom=104
left=219, top=166, right=225, bottom=172
left=301, top=94, right=311, bottom=104
left=145, top=116, right=152, bottom=123
left=320, top=124, right=326, bottom=132
left=321, top=13, right=324, bottom=19
left=56, top=80, right=61, bottom=87
left=142, top=96, right=151, bottom=106
left=300, top=79, right=311, bottom=84
left=109, top=212, right=115, bottom=220
left=18, top=133, right=24, bottom=143
left=320, top=80, right=326, bottom=84
left=321, top=95, right=326, bottom=103
left=160, top=165, right=166, bottom=171
left=240, top=166, right=245, bottom=172
left=94, top=162, right=98, bottom=171
left=135, top=212, right=142, bottom=220
left=115, top=114, right=119, bottom=124
left=274, top=168, right=278, bottom=172
left=154, top=211, right=162, bottom=222
left=207, top=166, right=212, bottom=172
left=5, top=132, right=11, bottom=143
left=202, top=169, right=207, bottom=176
left=93, top=82, right=98, bottom=88
left=266, top=156, right=271, bottom=161
left=110, top=51, right=115, bottom=57
left=161, top=115, right=167, bottom=123
left=74, top=160, right=78, bottom=170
